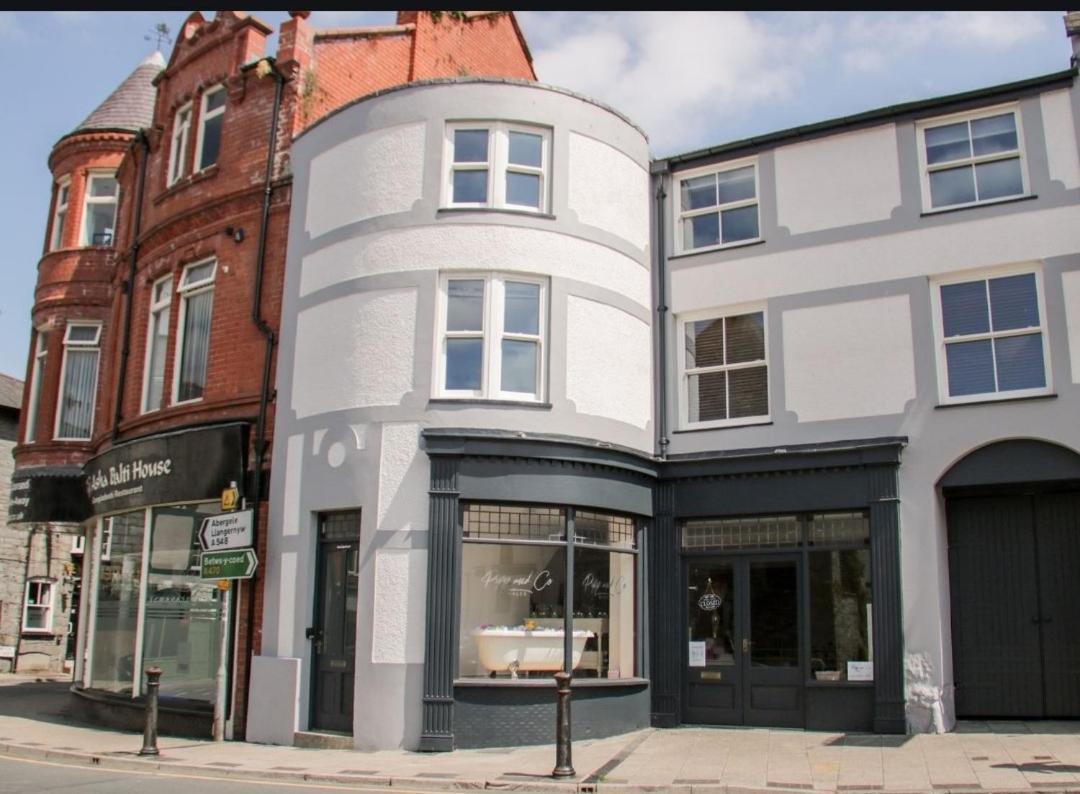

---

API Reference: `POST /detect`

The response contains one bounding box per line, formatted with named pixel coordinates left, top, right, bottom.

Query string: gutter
left=242, top=55, right=285, bottom=732
left=112, top=130, right=150, bottom=440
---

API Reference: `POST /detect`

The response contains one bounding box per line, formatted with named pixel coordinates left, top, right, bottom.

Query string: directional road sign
left=199, top=509, right=254, bottom=551
left=200, top=548, right=258, bottom=580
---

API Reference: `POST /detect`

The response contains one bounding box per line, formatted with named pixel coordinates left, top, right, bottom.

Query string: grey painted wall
left=656, top=76, right=1080, bottom=731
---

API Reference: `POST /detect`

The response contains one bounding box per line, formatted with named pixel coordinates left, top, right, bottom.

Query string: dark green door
left=948, top=491, right=1080, bottom=718
left=310, top=511, right=360, bottom=733
left=684, top=556, right=802, bottom=727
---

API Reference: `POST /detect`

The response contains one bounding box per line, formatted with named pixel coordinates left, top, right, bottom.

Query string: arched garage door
left=943, top=440, right=1080, bottom=719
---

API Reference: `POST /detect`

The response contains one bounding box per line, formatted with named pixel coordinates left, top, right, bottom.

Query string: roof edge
left=296, top=76, right=648, bottom=142
left=655, top=67, right=1078, bottom=172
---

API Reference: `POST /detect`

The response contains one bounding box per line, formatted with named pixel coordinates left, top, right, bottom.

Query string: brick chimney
left=1067, top=11, right=1080, bottom=67
left=397, top=11, right=419, bottom=26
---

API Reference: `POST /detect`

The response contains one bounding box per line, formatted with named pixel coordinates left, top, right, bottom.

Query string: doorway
left=683, top=555, right=802, bottom=727
left=310, top=510, right=360, bottom=733
left=948, top=491, right=1080, bottom=718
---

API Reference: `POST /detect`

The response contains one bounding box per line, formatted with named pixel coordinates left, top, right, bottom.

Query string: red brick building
left=10, top=9, right=533, bottom=738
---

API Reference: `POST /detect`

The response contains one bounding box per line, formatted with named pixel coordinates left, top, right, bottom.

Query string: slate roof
left=0, top=373, right=23, bottom=411
left=70, top=51, right=165, bottom=136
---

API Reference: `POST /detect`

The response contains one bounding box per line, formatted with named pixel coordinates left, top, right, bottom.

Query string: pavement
left=1, top=672, right=1079, bottom=793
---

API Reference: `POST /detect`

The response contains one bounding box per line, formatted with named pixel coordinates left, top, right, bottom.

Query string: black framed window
left=458, top=502, right=638, bottom=681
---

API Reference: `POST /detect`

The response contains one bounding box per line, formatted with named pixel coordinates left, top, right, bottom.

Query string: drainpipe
left=243, top=56, right=285, bottom=728
left=112, top=130, right=150, bottom=440
left=653, top=171, right=670, bottom=460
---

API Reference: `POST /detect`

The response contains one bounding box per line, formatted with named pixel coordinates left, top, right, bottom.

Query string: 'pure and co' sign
left=198, top=509, right=254, bottom=551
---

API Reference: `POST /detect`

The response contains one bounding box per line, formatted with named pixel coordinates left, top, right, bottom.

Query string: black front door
left=310, top=511, right=360, bottom=733
left=684, top=556, right=803, bottom=727
left=948, top=491, right=1080, bottom=718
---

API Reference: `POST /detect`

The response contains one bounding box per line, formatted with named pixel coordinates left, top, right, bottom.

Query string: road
left=0, top=754, right=436, bottom=793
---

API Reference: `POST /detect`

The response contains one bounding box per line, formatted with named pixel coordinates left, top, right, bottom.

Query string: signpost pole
left=212, top=584, right=230, bottom=742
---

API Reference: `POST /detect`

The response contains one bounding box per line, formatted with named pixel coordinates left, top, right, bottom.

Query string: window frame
left=171, top=258, right=217, bottom=406
left=50, top=175, right=71, bottom=251
left=916, top=103, right=1030, bottom=213
left=434, top=272, right=548, bottom=403
left=458, top=501, right=641, bottom=682
left=676, top=302, right=771, bottom=430
left=79, top=171, right=119, bottom=247
left=167, top=101, right=193, bottom=187
left=53, top=322, right=102, bottom=442
left=194, top=84, right=226, bottom=173
left=23, top=329, right=48, bottom=444
left=140, top=275, right=174, bottom=414
left=673, top=157, right=762, bottom=255
left=442, top=122, right=552, bottom=213
left=930, top=264, right=1052, bottom=405
left=22, top=577, right=56, bottom=635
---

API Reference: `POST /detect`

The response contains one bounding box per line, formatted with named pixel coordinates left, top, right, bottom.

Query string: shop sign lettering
left=697, top=592, right=722, bottom=611
left=481, top=568, right=553, bottom=597
left=86, top=457, right=173, bottom=506
left=581, top=572, right=630, bottom=599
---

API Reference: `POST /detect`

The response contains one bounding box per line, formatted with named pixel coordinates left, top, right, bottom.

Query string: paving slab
left=4, top=674, right=1080, bottom=792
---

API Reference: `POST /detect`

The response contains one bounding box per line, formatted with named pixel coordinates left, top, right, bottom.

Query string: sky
left=0, top=10, right=1073, bottom=380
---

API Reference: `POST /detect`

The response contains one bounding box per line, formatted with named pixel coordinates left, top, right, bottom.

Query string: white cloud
left=518, top=11, right=1057, bottom=155
left=525, top=11, right=827, bottom=154
left=0, top=12, right=25, bottom=39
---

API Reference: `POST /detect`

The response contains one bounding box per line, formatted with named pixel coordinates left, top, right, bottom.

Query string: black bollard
left=139, top=666, right=163, bottom=756
left=552, top=671, right=575, bottom=778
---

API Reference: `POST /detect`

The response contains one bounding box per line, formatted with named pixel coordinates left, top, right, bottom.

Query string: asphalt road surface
left=0, top=755, right=438, bottom=793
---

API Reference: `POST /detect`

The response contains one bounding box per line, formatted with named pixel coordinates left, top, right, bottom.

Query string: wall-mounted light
left=224, top=226, right=245, bottom=244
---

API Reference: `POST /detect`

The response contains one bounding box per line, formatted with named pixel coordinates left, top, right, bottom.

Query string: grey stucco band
left=418, top=429, right=908, bottom=747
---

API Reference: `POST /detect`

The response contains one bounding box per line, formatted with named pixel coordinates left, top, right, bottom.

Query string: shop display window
left=458, top=503, right=637, bottom=681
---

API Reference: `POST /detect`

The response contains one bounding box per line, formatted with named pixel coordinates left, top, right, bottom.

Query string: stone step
left=293, top=730, right=353, bottom=750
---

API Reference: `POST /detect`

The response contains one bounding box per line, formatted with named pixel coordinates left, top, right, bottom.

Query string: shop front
left=420, top=430, right=654, bottom=750
left=650, top=438, right=907, bottom=734
left=71, top=423, right=248, bottom=736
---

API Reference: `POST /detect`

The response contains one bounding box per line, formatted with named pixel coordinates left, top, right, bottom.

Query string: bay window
left=23, top=330, right=47, bottom=443
left=932, top=268, right=1050, bottom=403
left=50, top=176, right=70, bottom=250
left=81, top=173, right=118, bottom=246
left=195, top=85, right=226, bottom=172
left=680, top=307, right=769, bottom=428
left=459, top=503, right=638, bottom=681
left=142, top=275, right=172, bottom=413
left=55, top=323, right=101, bottom=441
left=167, top=102, right=192, bottom=186
left=444, top=122, right=550, bottom=212
left=174, top=259, right=216, bottom=403
left=438, top=273, right=546, bottom=401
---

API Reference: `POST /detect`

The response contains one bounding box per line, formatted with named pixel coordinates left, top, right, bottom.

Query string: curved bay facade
left=251, top=79, right=655, bottom=750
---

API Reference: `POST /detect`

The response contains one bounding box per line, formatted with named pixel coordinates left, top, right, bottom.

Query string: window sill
left=437, top=207, right=556, bottom=221
left=455, top=676, right=648, bottom=688
left=20, top=630, right=56, bottom=637
left=673, top=418, right=772, bottom=433
left=920, top=192, right=1037, bottom=217
left=670, top=238, right=765, bottom=260
left=154, top=163, right=220, bottom=205
left=52, top=436, right=93, bottom=443
left=935, top=392, right=1056, bottom=409
left=428, top=398, right=552, bottom=409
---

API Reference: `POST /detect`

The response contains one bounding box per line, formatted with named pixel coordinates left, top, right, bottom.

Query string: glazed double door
left=684, top=556, right=802, bottom=727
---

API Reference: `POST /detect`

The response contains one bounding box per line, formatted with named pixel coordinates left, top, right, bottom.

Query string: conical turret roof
left=70, top=51, right=165, bottom=136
